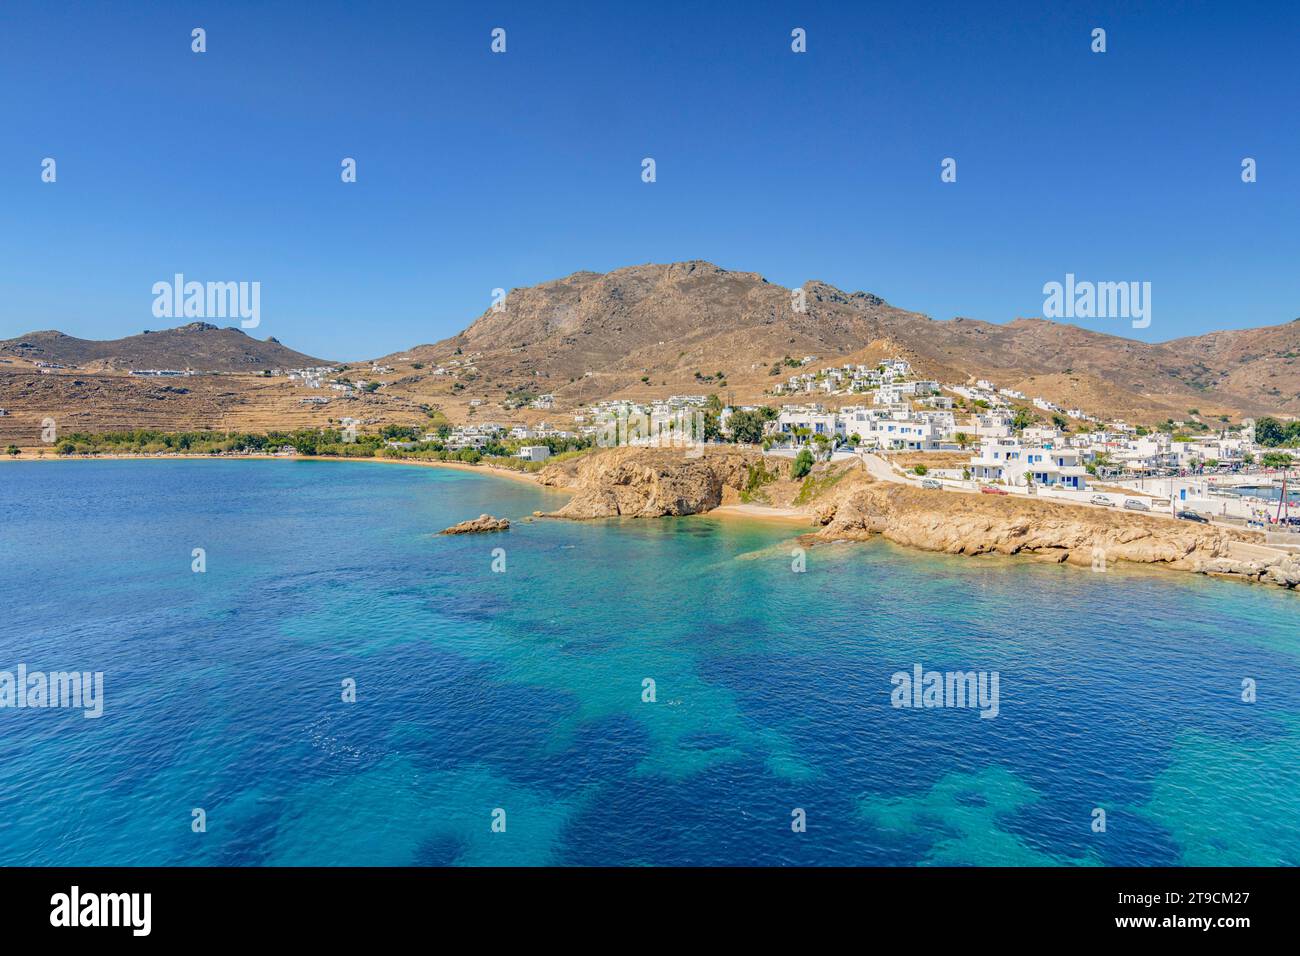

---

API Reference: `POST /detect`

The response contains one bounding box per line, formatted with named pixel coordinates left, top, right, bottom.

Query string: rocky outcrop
left=1197, top=553, right=1300, bottom=588
left=439, top=514, right=510, bottom=534
left=809, top=475, right=1277, bottom=576
left=538, top=446, right=761, bottom=518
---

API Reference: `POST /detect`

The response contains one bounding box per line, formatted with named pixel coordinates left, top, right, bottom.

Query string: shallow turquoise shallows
left=1, top=459, right=1297, bottom=866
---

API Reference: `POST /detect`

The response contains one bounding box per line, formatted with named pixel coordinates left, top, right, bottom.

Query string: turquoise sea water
left=1224, top=484, right=1300, bottom=503
left=0, top=459, right=1297, bottom=866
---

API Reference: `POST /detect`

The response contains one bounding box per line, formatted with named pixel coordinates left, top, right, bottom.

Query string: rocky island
left=439, top=514, right=510, bottom=535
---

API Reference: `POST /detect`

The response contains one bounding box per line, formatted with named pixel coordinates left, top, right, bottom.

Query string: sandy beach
left=297, top=454, right=557, bottom=488
left=5, top=450, right=832, bottom=527
left=706, top=503, right=813, bottom=525
left=5, top=450, right=565, bottom=491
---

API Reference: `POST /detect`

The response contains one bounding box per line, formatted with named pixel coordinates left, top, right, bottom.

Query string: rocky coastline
left=534, top=447, right=1299, bottom=591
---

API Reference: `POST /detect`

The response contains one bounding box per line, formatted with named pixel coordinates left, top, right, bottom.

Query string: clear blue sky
left=2, top=0, right=1296, bottom=359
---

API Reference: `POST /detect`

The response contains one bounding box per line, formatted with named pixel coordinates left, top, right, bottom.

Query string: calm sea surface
left=1, top=459, right=1297, bottom=865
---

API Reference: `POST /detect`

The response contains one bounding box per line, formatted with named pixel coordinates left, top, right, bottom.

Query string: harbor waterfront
left=1, top=459, right=1297, bottom=866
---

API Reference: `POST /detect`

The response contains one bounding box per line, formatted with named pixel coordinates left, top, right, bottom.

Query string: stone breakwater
left=534, top=448, right=1297, bottom=590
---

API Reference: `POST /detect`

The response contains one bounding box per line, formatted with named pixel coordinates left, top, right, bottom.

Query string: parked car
left=1176, top=509, right=1210, bottom=523
left=921, top=478, right=943, bottom=490
left=1122, top=498, right=1150, bottom=511
left=980, top=485, right=1008, bottom=495
left=1090, top=494, right=1115, bottom=507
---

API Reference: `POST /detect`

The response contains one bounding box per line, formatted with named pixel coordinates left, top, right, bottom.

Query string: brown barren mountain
left=0, top=322, right=330, bottom=372
left=0, top=322, right=349, bottom=446
left=3, top=261, right=1297, bottom=445
left=379, top=261, right=1299, bottom=423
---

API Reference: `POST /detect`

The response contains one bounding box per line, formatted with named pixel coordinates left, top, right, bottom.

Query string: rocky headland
left=537, top=446, right=774, bottom=518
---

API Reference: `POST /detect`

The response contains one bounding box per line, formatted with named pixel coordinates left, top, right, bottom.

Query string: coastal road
left=860, top=452, right=907, bottom=484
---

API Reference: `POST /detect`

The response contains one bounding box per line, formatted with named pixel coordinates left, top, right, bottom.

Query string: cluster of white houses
left=267, top=365, right=352, bottom=396
left=400, top=354, right=481, bottom=378
left=757, top=402, right=1275, bottom=489
left=768, top=402, right=955, bottom=452
left=574, top=395, right=711, bottom=440
left=431, top=420, right=577, bottom=453
left=738, top=356, right=1279, bottom=490
left=772, top=359, right=919, bottom=397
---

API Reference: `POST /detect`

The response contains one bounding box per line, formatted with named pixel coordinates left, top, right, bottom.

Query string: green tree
left=727, top=407, right=777, bottom=445
left=792, top=449, right=814, bottom=479
left=700, top=394, right=724, bottom=442
left=1254, top=416, right=1299, bottom=447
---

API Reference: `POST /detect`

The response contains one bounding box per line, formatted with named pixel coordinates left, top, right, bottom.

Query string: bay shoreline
left=5, top=451, right=827, bottom=528
left=10, top=453, right=1296, bottom=587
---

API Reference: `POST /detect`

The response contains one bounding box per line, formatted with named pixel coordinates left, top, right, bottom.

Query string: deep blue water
left=1, top=459, right=1297, bottom=866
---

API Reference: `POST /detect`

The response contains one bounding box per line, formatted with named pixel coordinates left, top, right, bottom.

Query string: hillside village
left=750, top=358, right=1257, bottom=475
left=5, top=344, right=1293, bottom=481
left=351, top=354, right=1292, bottom=530
left=424, top=356, right=1271, bottom=479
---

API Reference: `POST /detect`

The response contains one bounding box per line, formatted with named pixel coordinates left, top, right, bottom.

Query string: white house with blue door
left=969, top=438, right=1089, bottom=489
